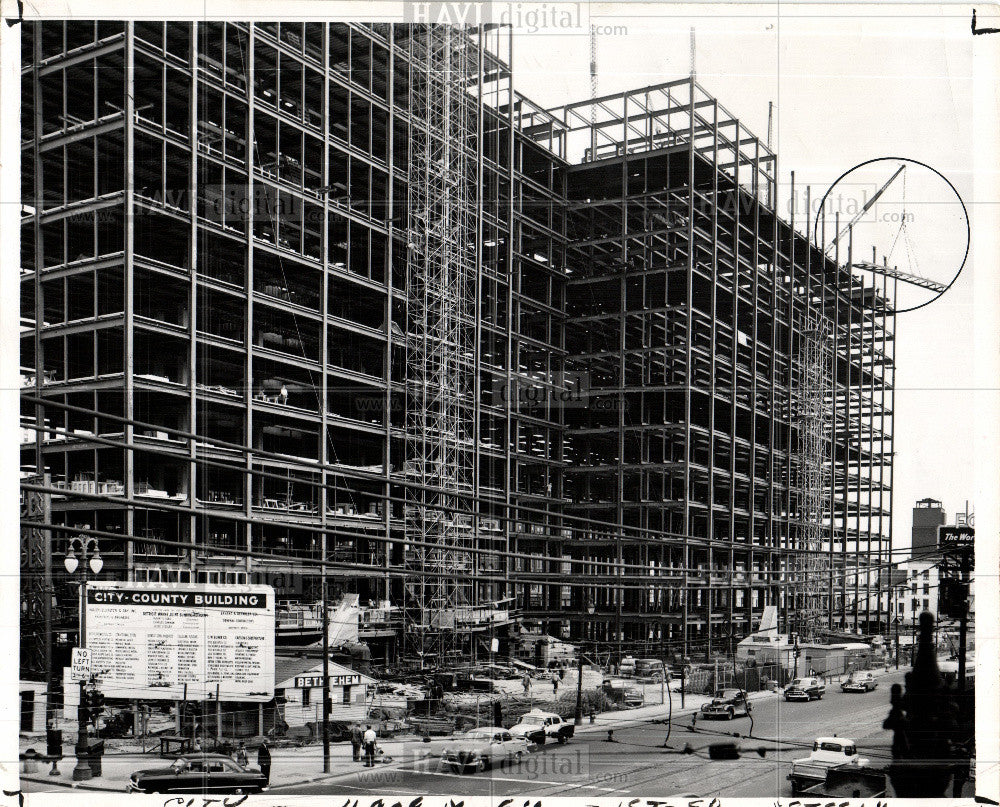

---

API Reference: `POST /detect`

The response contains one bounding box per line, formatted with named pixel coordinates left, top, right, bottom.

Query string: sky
left=507, top=2, right=990, bottom=548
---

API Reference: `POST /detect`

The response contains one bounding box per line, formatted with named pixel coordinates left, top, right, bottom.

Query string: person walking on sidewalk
left=363, top=725, right=377, bottom=767
left=522, top=674, right=530, bottom=696
left=552, top=678, right=559, bottom=697
left=350, top=723, right=363, bottom=762
left=257, top=740, right=271, bottom=784
left=235, top=741, right=248, bottom=768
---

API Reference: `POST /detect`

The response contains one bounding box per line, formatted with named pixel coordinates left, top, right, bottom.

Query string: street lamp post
left=63, top=530, right=102, bottom=782
left=574, top=600, right=596, bottom=725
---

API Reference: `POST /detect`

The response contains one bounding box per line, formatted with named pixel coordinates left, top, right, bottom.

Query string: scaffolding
left=403, top=25, right=481, bottom=665
left=793, top=314, right=833, bottom=636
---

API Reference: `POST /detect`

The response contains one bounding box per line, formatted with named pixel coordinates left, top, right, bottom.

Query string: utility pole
left=957, top=549, right=971, bottom=690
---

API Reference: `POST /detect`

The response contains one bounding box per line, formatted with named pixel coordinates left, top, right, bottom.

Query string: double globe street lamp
left=63, top=530, right=102, bottom=782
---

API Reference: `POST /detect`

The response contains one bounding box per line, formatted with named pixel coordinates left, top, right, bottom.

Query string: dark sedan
left=700, top=689, right=753, bottom=719
left=126, top=754, right=268, bottom=794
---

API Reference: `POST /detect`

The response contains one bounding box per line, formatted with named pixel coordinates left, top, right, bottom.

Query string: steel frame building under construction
left=19, top=21, right=894, bottom=674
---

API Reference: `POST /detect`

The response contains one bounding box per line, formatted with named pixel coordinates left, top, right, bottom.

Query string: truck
left=788, top=737, right=869, bottom=794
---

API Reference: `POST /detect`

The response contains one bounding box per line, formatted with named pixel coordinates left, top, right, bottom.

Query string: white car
left=441, top=727, right=528, bottom=773
left=841, top=672, right=878, bottom=693
left=508, top=709, right=575, bottom=746
left=788, top=737, right=869, bottom=794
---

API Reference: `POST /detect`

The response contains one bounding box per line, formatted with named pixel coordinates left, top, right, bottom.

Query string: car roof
left=816, top=736, right=855, bottom=744
left=521, top=709, right=559, bottom=718
left=177, top=753, right=234, bottom=762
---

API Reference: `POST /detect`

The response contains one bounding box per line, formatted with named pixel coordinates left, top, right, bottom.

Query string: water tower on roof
left=912, top=498, right=946, bottom=556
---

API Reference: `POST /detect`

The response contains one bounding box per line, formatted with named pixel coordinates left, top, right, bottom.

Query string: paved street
left=272, top=671, right=907, bottom=797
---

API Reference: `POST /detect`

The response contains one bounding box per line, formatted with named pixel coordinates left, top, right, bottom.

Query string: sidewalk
left=18, top=693, right=764, bottom=792
left=21, top=666, right=907, bottom=792
left=18, top=739, right=438, bottom=792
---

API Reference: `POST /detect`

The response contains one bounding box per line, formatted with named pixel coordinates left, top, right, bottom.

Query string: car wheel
left=727, top=708, right=735, bottom=720
left=746, top=703, right=753, bottom=714
left=558, top=734, right=567, bottom=744
left=790, top=781, right=802, bottom=795
left=476, top=758, right=488, bottom=773
left=514, top=751, right=524, bottom=763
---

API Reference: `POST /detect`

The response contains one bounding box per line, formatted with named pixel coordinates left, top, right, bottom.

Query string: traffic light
left=938, top=578, right=968, bottom=620
left=84, top=688, right=106, bottom=727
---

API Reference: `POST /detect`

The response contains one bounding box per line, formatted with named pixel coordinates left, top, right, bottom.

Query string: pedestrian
left=235, top=741, right=248, bottom=768
left=552, top=678, right=559, bottom=697
left=493, top=699, right=503, bottom=728
left=363, top=724, right=377, bottom=767
left=279, top=384, right=288, bottom=405
left=522, top=674, right=530, bottom=695
left=257, top=739, right=271, bottom=783
left=559, top=667, right=566, bottom=682
left=350, top=722, right=363, bottom=762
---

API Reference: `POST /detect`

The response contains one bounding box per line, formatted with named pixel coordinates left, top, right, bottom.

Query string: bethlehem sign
left=84, top=582, right=275, bottom=702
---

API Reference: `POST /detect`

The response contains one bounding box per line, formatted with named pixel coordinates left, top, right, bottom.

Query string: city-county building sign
left=84, top=582, right=275, bottom=702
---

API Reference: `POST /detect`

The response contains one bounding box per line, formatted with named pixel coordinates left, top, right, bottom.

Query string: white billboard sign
left=85, top=582, right=275, bottom=702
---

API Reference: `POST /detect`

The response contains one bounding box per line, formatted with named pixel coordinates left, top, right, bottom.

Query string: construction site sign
left=84, top=582, right=275, bottom=702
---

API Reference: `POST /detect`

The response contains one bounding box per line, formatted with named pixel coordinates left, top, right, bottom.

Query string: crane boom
left=825, top=164, right=906, bottom=253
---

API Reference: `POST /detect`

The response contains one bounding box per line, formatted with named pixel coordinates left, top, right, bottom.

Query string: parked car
left=126, top=754, right=268, bottom=794
left=623, top=687, right=645, bottom=708
left=787, top=737, right=868, bottom=794
left=633, top=659, right=671, bottom=683
left=618, top=656, right=637, bottom=676
left=841, top=671, right=878, bottom=693
left=700, top=689, right=753, bottom=720
left=784, top=677, right=826, bottom=701
left=508, top=709, right=574, bottom=746
left=442, top=727, right=528, bottom=773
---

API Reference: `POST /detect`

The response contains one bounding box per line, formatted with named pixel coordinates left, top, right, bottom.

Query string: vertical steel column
left=729, top=121, right=741, bottom=635
left=319, top=23, right=332, bottom=773
left=124, top=25, right=137, bottom=578
left=749, top=138, right=761, bottom=622
left=705, top=99, right=720, bottom=654
left=245, top=26, right=257, bottom=573
left=383, top=25, right=396, bottom=603
left=682, top=78, right=696, bottom=656
left=612, top=93, right=626, bottom=656
left=188, top=25, right=200, bottom=573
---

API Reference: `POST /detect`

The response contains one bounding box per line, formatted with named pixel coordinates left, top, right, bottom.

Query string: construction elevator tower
left=403, top=25, right=481, bottom=664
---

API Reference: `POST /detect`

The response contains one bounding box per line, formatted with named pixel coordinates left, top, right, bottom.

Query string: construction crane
left=826, top=163, right=948, bottom=294
left=826, top=164, right=906, bottom=253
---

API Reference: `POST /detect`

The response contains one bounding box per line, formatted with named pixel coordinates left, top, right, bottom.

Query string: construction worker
left=363, top=724, right=377, bottom=767
left=350, top=723, right=363, bottom=762
left=257, top=739, right=271, bottom=783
